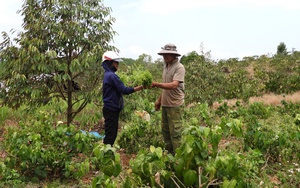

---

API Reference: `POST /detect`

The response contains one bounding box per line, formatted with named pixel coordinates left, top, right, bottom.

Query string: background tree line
left=1, top=0, right=299, bottom=126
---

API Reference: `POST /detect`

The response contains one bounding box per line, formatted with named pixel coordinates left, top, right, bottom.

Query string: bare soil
left=212, top=91, right=300, bottom=109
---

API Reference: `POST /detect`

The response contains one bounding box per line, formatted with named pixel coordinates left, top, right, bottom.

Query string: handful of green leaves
left=118, top=70, right=153, bottom=87
left=132, top=70, right=153, bottom=87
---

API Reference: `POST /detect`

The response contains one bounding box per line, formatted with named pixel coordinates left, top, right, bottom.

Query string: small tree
left=0, top=0, right=117, bottom=125
left=276, top=42, right=288, bottom=56
left=180, top=51, right=204, bottom=65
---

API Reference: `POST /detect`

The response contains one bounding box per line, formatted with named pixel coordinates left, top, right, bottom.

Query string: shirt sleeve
left=173, top=65, right=185, bottom=83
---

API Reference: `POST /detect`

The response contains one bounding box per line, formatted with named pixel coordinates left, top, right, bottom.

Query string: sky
left=1, top=0, right=300, bottom=61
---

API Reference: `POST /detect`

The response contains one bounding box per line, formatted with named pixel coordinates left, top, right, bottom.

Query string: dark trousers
left=103, top=107, right=120, bottom=146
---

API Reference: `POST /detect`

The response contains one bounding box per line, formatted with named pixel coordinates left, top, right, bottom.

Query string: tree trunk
left=67, top=79, right=73, bottom=126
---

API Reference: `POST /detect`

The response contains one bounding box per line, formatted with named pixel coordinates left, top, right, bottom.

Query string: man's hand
left=151, top=82, right=159, bottom=88
left=155, top=100, right=161, bottom=111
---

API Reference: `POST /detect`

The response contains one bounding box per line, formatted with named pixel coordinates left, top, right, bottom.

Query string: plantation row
left=1, top=95, right=300, bottom=187
left=1, top=52, right=300, bottom=187
left=1, top=0, right=300, bottom=186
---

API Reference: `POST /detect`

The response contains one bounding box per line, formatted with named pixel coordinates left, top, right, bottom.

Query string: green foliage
left=3, top=37, right=300, bottom=187
left=223, top=70, right=258, bottom=102
left=128, top=146, right=170, bottom=187
left=219, top=118, right=244, bottom=138
left=241, top=104, right=300, bottom=163
left=276, top=42, right=288, bottom=56
left=187, top=103, right=212, bottom=126
left=119, top=69, right=153, bottom=88
left=1, top=111, right=116, bottom=181
left=131, top=70, right=153, bottom=87
left=89, top=146, right=123, bottom=188
left=278, top=100, right=300, bottom=117
left=0, top=106, right=12, bottom=125
left=180, top=51, right=204, bottom=65
left=93, top=145, right=121, bottom=177
left=263, top=56, right=300, bottom=94
left=0, top=0, right=116, bottom=125
left=182, top=50, right=300, bottom=106
left=2, top=90, right=300, bottom=186
left=92, top=176, right=118, bottom=188
left=0, top=162, right=23, bottom=186
left=128, top=118, right=260, bottom=187
left=118, top=114, right=163, bottom=153
left=247, top=102, right=272, bottom=119
left=116, top=61, right=159, bottom=122
left=184, top=57, right=225, bottom=106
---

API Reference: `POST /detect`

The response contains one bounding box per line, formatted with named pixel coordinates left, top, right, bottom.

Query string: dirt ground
left=212, top=91, right=300, bottom=109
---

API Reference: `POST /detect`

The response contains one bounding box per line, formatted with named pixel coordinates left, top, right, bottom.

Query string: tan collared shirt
left=161, top=59, right=185, bottom=107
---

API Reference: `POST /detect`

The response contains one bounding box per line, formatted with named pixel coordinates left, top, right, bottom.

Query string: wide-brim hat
left=158, top=43, right=181, bottom=56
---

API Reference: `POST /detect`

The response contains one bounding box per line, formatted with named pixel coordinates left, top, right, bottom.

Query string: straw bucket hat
left=158, top=43, right=181, bottom=56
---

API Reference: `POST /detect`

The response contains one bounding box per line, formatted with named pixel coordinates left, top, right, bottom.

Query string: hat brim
left=158, top=50, right=181, bottom=56
left=112, top=58, right=123, bottom=62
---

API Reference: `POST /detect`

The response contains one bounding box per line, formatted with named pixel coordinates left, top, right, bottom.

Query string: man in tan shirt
left=152, top=43, right=185, bottom=154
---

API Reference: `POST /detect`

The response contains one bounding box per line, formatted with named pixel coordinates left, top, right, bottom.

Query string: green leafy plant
left=0, top=0, right=116, bottom=125
left=119, top=69, right=153, bottom=87
left=2, top=111, right=100, bottom=179
left=92, top=144, right=121, bottom=177
left=118, top=115, right=163, bottom=153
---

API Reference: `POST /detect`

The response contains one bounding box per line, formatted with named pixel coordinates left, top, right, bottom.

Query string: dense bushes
left=1, top=111, right=121, bottom=183
left=183, top=51, right=300, bottom=105
left=2, top=51, right=300, bottom=187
